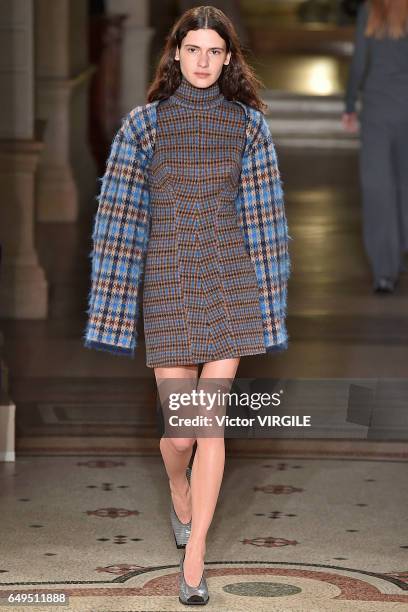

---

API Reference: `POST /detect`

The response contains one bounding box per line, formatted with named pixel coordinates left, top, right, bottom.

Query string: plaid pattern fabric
left=83, top=94, right=290, bottom=360
left=83, top=103, right=156, bottom=355
left=142, top=79, right=267, bottom=367
left=234, top=101, right=291, bottom=351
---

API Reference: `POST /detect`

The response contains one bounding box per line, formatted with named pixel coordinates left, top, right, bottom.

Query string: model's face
left=175, top=28, right=231, bottom=88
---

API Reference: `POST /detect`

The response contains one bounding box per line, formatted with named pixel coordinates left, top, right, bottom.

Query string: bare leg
left=183, top=357, right=240, bottom=587
left=156, top=365, right=198, bottom=524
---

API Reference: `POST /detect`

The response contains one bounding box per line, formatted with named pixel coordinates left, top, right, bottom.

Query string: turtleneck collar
left=170, top=75, right=224, bottom=109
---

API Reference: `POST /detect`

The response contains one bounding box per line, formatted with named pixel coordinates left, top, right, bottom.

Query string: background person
left=342, top=0, right=408, bottom=293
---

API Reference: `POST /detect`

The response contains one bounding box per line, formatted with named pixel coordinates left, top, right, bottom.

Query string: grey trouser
left=359, top=112, right=408, bottom=281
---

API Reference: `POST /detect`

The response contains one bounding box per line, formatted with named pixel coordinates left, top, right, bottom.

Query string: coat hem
left=265, top=341, right=288, bottom=353
left=83, top=339, right=135, bottom=358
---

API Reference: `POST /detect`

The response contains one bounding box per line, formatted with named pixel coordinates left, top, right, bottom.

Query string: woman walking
left=343, top=0, right=408, bottom=293
left=84, top=5, right=290, bottom=605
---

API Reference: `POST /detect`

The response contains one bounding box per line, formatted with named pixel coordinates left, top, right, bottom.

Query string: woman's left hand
left=341, top=112, right=359, bottom=133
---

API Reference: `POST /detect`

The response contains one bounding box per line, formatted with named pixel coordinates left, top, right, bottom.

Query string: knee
left=165, top=437, right=196, bottom=453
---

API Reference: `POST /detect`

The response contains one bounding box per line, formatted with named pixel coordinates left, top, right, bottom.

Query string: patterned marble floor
left=0, top=454, right=407, bottom=611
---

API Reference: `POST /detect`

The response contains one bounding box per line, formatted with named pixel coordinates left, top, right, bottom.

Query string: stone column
left=107, top=0, right=154, bottom=112
left=0, top=0, right=48, bottom=318
left=68, top=0, right=98, bottom=220
left=35, top=0, right=97, bottom=221
left=34, top=0, right=90, bottom=222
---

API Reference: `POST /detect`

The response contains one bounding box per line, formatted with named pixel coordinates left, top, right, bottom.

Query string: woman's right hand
left=341, top=112, right=359, bottom=134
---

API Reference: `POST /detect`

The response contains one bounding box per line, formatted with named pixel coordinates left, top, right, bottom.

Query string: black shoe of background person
left=373, top=277, right=395, bottom=294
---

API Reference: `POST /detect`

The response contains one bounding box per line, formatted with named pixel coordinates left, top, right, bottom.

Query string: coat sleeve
left=83, top=113, right=151, bottom=357
left=235, top=114, right=291, bottom=352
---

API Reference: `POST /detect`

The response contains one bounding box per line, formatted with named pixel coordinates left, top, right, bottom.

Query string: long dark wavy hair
left=146, top=5, right=267, bottom=113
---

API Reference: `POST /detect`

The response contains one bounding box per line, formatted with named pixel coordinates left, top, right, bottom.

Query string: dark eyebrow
left=183, top=44, right=225, bottom=51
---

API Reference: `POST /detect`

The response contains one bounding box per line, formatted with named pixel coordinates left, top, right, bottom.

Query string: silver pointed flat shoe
left=170, top=467, right=192, bottom=549
left=179, top=549, right=209, bottom=605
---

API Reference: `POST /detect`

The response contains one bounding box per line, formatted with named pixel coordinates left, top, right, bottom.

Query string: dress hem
left=145, top=345, right=267, bottom=368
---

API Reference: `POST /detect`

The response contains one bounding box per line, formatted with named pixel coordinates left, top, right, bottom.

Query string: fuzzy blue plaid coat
left=83, top=99, right=291, bottom=358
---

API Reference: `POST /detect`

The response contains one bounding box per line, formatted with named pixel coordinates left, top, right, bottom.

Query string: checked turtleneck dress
left=142, top=76, right=266, bottom=367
